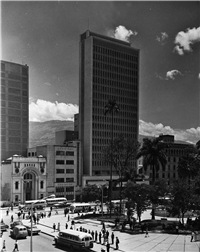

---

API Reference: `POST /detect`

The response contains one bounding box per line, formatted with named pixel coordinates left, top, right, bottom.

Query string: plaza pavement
left=21, top=211, right=200, bottom=252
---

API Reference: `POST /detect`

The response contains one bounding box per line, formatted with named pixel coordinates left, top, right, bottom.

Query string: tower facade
left=79, top=31, right=139, bottom=177
left=1, top=61, right=29, bottom=161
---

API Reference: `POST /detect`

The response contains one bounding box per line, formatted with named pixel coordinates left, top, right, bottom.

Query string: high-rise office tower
left=79, top=31, right=139, bottom=177
left=1, top=60, right=29, bottom=161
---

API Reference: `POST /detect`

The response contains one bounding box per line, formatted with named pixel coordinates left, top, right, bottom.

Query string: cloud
left=174, top=26, right=200, bottom=55
left=109, top=25, right=137, bottom=42
left=156, top=32, right=168, bottom=44
left=139, top=120, right=200, bottom=144
left=29, top=99, right=78, bottom=122
left=166, top=70, right=182, bottom=80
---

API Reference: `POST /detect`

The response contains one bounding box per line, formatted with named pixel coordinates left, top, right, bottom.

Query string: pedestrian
left=106, top=230, right=109, bottom=239
left=13, top=240, right=19, bottom=251
left=115, top=237, right=119, bottom=250
left=57, top=222, right=60, bottom=231
left=102, top=221, right=105, bottom=230
left=95, top=230, right=98, bottom=242
left=2, top=240, right=6, bottom=251
left=80, top=226, right=83, bottom=232
left=11, top=215, right=14, bottom=222
left=99, top=232, right=102, bottom=244
left=68, top=214, right=70, bottom=222
left=65, top=223, right=68, bottom=229
left=175, top=225, right=179, bottom=234
left=111, top=232, right=114, bottom=244
left=53, top=223, right=56, bottom=232
left=106, top=242, right=110, bottom=252
left=190, top=231, right=195, bottom=242
left=50, top=206, right=53, bottom=211
left=145, top=228, right=149, bottom=238
left=70, top=226, right=73, bottom=230
left=23, top=213, right=25, bottom=219
left=91, top=230, right=94, bottom=240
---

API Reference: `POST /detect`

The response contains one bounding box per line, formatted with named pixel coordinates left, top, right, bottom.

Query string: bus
left=70, top=203, right=96, bottom=213
left=46, top=197, right=67, bottom=206
left=25, top=199, right=47, bottom=210
left=54, top=229, right=93, bottom=250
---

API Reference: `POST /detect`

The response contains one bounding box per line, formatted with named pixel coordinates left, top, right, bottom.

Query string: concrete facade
left=79, top=30, right=139, bottom=178
left=1, top=155, right=47, bottom=203
left=1, top=60, right=29, bottom=161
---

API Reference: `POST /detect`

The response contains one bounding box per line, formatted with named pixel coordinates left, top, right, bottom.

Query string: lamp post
left=104, top=99, right=119, bottom=218
left=30, top=200, right=39, bottom=252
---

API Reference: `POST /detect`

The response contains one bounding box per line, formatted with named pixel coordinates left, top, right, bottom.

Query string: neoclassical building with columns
left=1, top=154, right=47, bottom=203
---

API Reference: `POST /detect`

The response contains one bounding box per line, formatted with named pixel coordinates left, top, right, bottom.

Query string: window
left=56, top=169, right=64, bottom=174
left=40, top=181, right=44, bottom=189
left=66, top=178, right=74, bottom=182
left=66, top=151, right=74, bottom=156
left=56, top=187, right=64, bottom=192
left=66, top=186, right=74, bottom=192
left=66, top=169, right=74, bottom=174
left=15, top=195, right=19, bottom=202
left=56, top=178, right=64, bottom=183
left=15, top=181, right=19, bottom=190
left=56, top=160, right=65, bottom=165
left=40, top=194, right=43, bottom=199
left=66, top=160, right=74, bottom=165
left=56, top=151, right=65, bottom=156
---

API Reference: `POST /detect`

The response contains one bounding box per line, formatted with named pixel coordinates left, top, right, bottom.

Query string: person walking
left=99, top=232, right=102, bottom=244
left=95, top=230, right=98, bottom=242
left=115, top=237, right=119, bottom=250
left=11, top=215, right=14, bottom=222
left=2, top=240, right=6, bottom=251
left=111, top=232, right=114, bottom=245
left=91, top=230, right=94, bottom=240
left=57, top=222, right=60, bottom=231
left=191, top=231, right=195, bottom=242
left=106, top=242, right=110, bottom=252
left=68, top=214, right=70, bottom=222
left=53, top=223, right=56, bottom=232
left=145, top=228, right=149, bottom=238
left=13, top=240, right=19, bottom=251
left=106, top=230, right=109, bottom=239
left=65, top=222, right=68, bottom=229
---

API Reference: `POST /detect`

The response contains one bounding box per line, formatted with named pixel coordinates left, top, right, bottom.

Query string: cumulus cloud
left=166, top=70, right=182, bottom=80
left=109, top=25, right=137, bottom=42
left=139, top=120, right=200, bottom=144
left=156, top=32, right=168, bottom=44
left=174, top=26, right=200, bottom=55
left=29, top=99, right=78, bottom=122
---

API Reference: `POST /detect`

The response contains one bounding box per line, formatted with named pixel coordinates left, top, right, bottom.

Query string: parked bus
left=25, top=199, right=47, bottom=210
left=54, top=229, right=93, bottom=250
left=70, top=203, right=96, bottom=213
left=46, top=197, right=67, bottom=206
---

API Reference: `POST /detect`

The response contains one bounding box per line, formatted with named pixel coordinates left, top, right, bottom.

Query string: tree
left=123, top=182, right=151, bottom=223
left=137, top=137, right=168, bottom=184
left=137, top=137, right=167, bottom=219
left=81, top=185, right=101, bottom=202
left=169, top=179, right=194, bottom=225
left=178, top=146, right=199, bottom=185
left=103, top=134, right=140, bottom=214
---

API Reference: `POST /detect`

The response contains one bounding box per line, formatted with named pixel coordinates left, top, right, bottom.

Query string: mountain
left=29, top=120, right=189, bottom=148
left=29, top=120, right=74, bottom=148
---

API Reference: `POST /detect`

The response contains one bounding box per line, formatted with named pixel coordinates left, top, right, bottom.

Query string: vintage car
left=10, top=225, right=28, bottom=239
left=24, top=225, right=41, bottom=235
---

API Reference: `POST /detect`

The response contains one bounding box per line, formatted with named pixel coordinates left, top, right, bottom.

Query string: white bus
left=46, top=197, right=67, bottom=206
left=54, top=229, right=93, bottom=250
left=25, top=199, right=47, bottom=210
left=70, top=203, right=96, bottom=213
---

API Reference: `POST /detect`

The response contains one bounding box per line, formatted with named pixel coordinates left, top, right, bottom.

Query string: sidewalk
left=22, top=212, right=200, bottom=252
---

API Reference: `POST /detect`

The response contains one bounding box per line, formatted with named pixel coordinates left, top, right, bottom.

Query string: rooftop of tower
left=80, top=30, right=131, bottom=46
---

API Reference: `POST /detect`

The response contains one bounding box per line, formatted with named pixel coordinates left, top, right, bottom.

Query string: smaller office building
left=1, top=154, right=47, bottom=204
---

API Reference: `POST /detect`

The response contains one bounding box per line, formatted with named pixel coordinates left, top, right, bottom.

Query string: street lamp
left=30, top=200, right=39, bottom=252
left=104, top=99, right=120, bottom=218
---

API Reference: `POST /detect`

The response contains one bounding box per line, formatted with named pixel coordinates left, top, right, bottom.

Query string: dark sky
left=2, top=1, right=200, bottom=143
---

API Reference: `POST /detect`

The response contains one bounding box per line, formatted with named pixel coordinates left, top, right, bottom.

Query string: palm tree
left=137, top=137, right=167, bottom=184
left=104, top=99, right=120, bottom=217
left=137, top=137, right=167, bottom=219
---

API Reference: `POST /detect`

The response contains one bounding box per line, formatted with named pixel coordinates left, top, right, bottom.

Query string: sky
left=2, top=1, right=200, bottom=144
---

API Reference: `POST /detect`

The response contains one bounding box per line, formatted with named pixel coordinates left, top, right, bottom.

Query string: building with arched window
left=1, top=154, right=47, bottom=203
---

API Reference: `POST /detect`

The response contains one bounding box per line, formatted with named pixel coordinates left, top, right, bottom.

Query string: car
left=0, top=222, right=9, bottom=232
left=10, top=225, right=28, bottom=239
left=26, top=225, right=41, bottom=235
left=10, top=220, right=23, bottom=229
